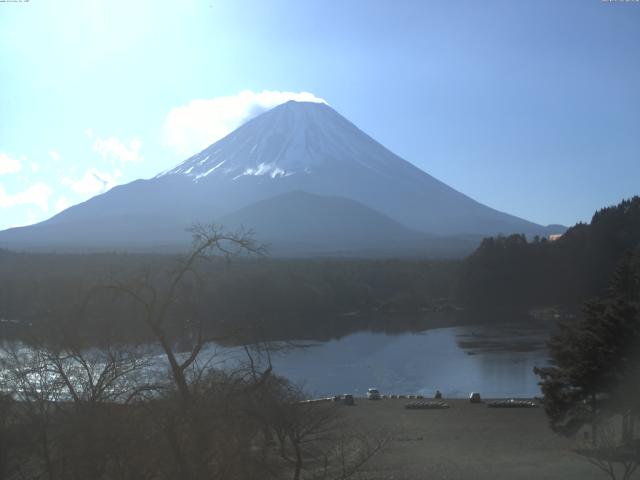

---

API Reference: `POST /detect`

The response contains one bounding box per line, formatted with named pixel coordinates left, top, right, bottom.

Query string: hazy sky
left=1, top=0, right=639, bottom=230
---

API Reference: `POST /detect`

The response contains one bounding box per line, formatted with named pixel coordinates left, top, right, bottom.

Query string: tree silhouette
left=535, top=250, right=640, bottom=479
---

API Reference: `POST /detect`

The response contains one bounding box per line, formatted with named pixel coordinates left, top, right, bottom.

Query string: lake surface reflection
left=1, top=321, right=551, bottom=400
left=266, top=324, right=549, bottom=398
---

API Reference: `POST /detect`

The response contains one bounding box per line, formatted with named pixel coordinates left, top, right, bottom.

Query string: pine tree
left=535, top=249, right=640, bottom=479
left=535, top=250, right=640, bottom=446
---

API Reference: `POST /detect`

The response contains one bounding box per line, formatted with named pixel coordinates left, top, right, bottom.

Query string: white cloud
left=0, top=152, right=23, bottom=175
left=85, top=128, right=94, bottom=139
left=26, top=210, right=38, bottom=224
left=6, top=210, right=40, bottom=229
left=30, top=162, right=40, bottom=172
left=0, top=182, right=53, bottom=212
left=61, top=167, right=121, bottom=196
left=49, top=150, right=60, bottom=162
left=55, top=196, right=71, bottom=213
left=162, top=89, right=327, bottom=157
left=93, top=137, right=142, bottom=164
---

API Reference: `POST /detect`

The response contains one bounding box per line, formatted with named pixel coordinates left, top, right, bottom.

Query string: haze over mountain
left=0, top=101, right=562, bottom=257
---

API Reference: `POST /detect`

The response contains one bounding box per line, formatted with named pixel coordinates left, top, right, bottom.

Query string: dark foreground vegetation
left=534, top=249, right=640, bottom=480
left=0, top=225, right=385, bottom=480
left=0, top=343, right=385, bottom=480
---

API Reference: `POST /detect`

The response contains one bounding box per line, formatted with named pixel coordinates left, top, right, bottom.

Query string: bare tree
left=0, top=393, right=17, bottom=480
left=105, top=224, right=265, bottom=406
left=251, top=380, right=387, bottom=480
left=1, top=345, right=65, bottom=480
left=94, top=224, right=270, bottom=480
left=0, top=338, right=154, bottom=480
left=575, top=420, right=640, bottom=480
left=0, top=224, right=384, bottom=480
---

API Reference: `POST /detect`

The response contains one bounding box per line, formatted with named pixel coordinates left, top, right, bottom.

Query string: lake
left=263, top=323, right=550, bottom=399
left=1, top=320, right=551, bottom=400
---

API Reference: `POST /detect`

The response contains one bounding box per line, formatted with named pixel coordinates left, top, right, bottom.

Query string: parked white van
left=367, top=388, right=381, bottom=400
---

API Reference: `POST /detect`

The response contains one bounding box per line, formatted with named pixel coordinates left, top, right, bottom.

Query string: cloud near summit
left=162, top=90, right=327, bottom=157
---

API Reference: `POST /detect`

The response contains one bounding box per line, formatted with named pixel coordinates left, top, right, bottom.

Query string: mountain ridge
left=0, top=100, right=564, bottom=257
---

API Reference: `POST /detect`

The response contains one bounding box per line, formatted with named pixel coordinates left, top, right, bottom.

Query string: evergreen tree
left=535, top=250, right=640, bottom=447
left=460, top=196, right=640, bottom=309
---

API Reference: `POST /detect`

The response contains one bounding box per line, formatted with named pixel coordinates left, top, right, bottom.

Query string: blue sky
left=1, top=0, right=639, bottom=230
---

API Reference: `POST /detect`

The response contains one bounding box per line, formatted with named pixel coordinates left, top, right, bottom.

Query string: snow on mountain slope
left=156, top=100, right=404, bottom=181
left=149, top=100, right=547, bottom=236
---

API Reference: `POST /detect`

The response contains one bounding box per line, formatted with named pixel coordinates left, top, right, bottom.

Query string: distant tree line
left=1, top=197, right=639, bottom=346
left=459, top=197, right=640, bottom=309
left=0, top=248, right=458, bottom=345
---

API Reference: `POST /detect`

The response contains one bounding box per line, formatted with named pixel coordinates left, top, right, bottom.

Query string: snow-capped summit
left=157, top=101, right=404, bottom=182
left=0, top=100, right=563, bottom=256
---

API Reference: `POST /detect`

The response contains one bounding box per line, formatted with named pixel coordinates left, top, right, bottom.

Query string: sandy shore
left=341, top=398, right=603, bottom=480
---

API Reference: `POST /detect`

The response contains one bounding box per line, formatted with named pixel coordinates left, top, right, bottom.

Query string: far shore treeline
left=0, top=196, right=638, bottom=345
left=461, top=196, right=640, bottom=308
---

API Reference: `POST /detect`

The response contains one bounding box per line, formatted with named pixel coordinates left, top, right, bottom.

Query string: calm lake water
left=1, top=321, right=551, bottom=400
left=262, top=324, right=550, bottom=399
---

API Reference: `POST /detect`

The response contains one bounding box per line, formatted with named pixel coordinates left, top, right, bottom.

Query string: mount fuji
left=0, top=101, right=562, bottom=257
